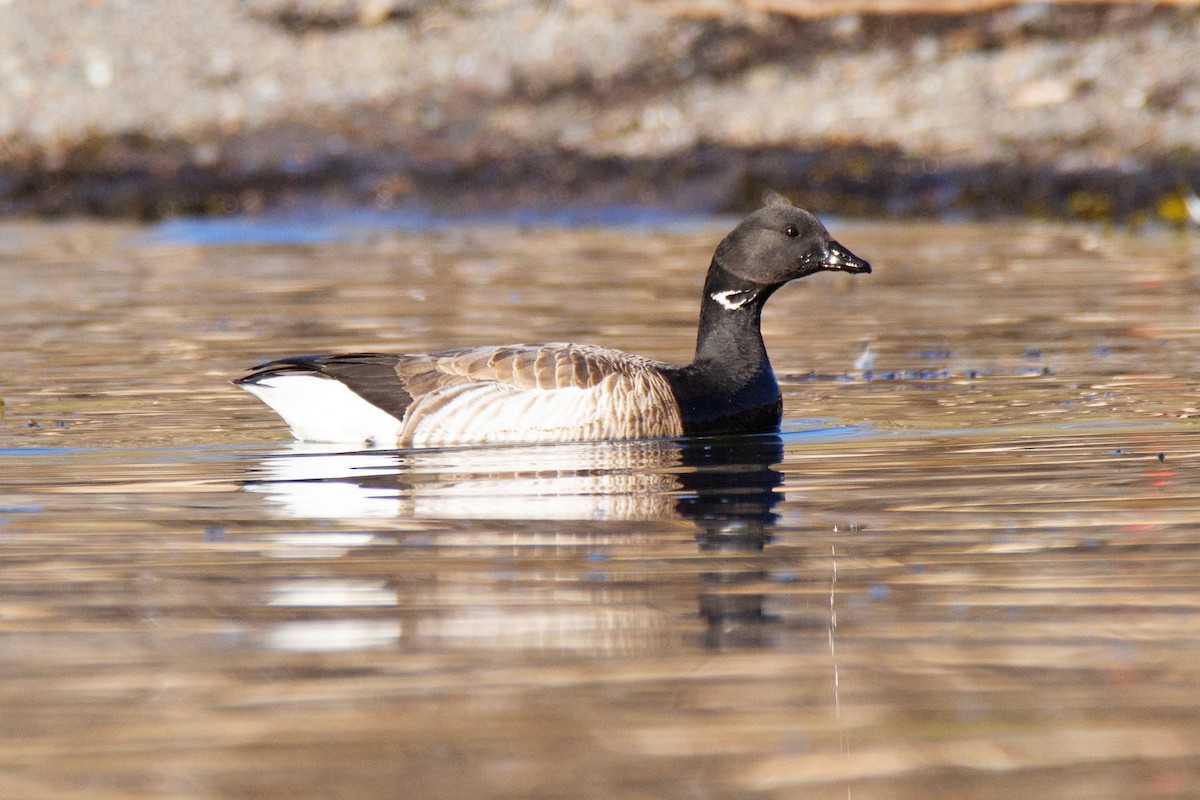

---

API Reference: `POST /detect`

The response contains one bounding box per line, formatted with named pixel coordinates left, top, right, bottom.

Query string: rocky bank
left=2, top=0, right=1199, bottom=221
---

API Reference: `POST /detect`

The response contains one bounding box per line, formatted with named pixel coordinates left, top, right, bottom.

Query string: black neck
left=660, top=259, right=784, bottom=436
left=690, top=259, right=776, bottom=380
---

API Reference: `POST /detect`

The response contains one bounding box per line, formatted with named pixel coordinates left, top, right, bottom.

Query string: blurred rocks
left=1, top=0, right=1199, bottom=220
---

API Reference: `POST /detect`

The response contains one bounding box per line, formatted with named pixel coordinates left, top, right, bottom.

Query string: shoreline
left=9, top=140, right=1200, bottom=223
left=3, top=1, right=1199, bottom=222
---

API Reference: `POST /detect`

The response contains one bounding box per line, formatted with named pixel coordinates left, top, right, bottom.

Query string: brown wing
left=394, top=344, right=684, bottom=446
left=397, top=343, right=629, bottom=393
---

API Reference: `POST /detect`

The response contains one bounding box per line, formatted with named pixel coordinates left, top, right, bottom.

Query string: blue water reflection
left=148, top=205, right=720, bottom=246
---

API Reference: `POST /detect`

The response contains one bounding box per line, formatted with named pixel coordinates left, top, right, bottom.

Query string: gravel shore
left=2, top=0, right=1199, bottom=220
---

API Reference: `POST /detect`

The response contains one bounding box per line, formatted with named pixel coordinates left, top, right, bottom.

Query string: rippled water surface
left=2, top=215, right=1199, bottom=799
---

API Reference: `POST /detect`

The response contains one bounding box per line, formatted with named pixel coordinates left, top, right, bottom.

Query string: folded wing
left=396, top=344, right=684, bottom=446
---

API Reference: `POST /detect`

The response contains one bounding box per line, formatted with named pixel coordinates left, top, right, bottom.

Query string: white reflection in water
left=269, top=580, right=398, bottom=607
left=264, top=531, right=383, bottom=559
left=266, top=619, right=402, bottom=652
left=246, top=446, right=404, bottom=517
left=255, top=479, right=402, bottom=518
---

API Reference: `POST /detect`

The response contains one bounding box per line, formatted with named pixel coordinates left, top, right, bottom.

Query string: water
left=2, top=215, right=1199, bottom=798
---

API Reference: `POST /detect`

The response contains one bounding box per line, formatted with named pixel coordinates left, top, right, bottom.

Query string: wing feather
left=392, top=344, right=683, bottom=446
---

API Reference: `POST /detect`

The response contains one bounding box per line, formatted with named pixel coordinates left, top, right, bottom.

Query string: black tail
left=237, top=353, right=414, bottom=419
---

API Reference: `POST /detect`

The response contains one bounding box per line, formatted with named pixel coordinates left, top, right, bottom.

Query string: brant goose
left=236, top=195, right=870, bottom=447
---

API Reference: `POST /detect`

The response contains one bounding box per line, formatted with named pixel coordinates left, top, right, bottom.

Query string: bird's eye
left=784, top=224, right=799, bottom=238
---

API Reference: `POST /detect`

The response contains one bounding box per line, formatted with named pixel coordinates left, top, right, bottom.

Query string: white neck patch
left=711, top=288, right=757, bottom=311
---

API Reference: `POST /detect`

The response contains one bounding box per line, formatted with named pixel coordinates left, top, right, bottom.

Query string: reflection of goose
left=236, top=196, right=869, bottom=447
left=244, top=433, right=791, bottom=524
left=675, top=436, right=785, bottom=648
left=245, top=440, right=680, bottom=520
left=245, top=433, right=811, bottom=653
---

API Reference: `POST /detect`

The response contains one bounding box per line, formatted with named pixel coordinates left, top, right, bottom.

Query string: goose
left=236, top=194, right=871, bottom=447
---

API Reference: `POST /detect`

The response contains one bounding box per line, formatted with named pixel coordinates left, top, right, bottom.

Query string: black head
left=714, top=193, right=871, bottom=288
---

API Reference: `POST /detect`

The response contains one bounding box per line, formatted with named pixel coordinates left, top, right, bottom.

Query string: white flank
left=240, top=374, right=403, bottom=445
